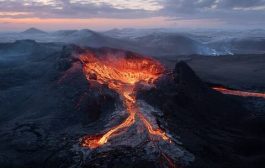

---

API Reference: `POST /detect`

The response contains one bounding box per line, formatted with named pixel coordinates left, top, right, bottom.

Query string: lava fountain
left=79, top=49, right=170, bottom=149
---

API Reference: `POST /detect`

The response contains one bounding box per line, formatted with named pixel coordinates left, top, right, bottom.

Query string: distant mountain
left=103, top=28, right=159, bottom=39
left=52, top=30, right=78, bottom=36
left=58, top=29, right=140, bottom=51
left=58, top=30, right=218, bottom=56
left=3, top=28, right=263, bottom=56
left=103, top=28, right=174, bottom=40
left=130, top=32, right=217, bottom=56
left=21, top=28, right=47, bottom=34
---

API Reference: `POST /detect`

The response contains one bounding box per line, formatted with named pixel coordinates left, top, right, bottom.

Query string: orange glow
left=212, top=86, right=265, bottom=99
left=138, top=111, right=169, bottom=141
left=0, top=17, right=224, bottom=32
left=79, top=50, right=171, bottom=149
left=82, top=97, right=137, bottom=149
left=0, top=17, right=172, bottom=31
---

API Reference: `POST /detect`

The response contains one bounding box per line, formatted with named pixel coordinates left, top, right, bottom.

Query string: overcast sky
left=0, top=0, right=264, bottom=31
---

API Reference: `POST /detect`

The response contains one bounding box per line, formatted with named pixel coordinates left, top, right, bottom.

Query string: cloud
left=0, top=0, right=264, bottom=28
left=0, top=0, right=158, bottom=18
left=160, top=0, right=265, bottom=11
left=69, top=0, right=162, bottom=11
left=160, top=0, right=265, bottom=28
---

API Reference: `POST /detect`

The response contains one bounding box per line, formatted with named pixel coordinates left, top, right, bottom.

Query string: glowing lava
left=212, top=86, right=265, bottom=99
left=79, top=50, right=170, bottom=149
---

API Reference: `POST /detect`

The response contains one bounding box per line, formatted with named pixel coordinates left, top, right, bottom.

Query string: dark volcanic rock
left=1, top=42, right=265, bottom=168
left=138, top=61, right=247, bottom=126
left=0, top=43, right=121, bottom=168
left=137, top=61, right=265, bottom=168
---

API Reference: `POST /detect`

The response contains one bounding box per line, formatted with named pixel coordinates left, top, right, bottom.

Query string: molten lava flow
left=213, top=86, right=265, bottom=99
left=138, top=111, right=169, bottom=141
left=79, top=51, right=171, bottom=149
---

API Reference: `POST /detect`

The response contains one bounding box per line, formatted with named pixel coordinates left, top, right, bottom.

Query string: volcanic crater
left=77, top=48, right=194, bottom=167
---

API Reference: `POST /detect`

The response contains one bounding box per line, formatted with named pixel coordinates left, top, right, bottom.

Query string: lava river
left=79, top=51, right=169, bottom=148
left=212, top=87, right=265, bottom=99
left=78, top=49, right=193, bottom=167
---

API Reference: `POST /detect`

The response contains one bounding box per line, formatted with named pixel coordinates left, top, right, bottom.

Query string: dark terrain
left=159, top=54, right=265, bottom=91
left=0, top=40, right=265, bottom=168
left=138, top=61, right=265, bottom=168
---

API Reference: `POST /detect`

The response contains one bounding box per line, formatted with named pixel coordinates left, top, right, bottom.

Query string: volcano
left=80, top=49, right=168, bottom=146
left=1, top=42, right=265, bottom=168
left=77, top=48, right=193, bottom=167
left=57, top=47, right=265, bottom=168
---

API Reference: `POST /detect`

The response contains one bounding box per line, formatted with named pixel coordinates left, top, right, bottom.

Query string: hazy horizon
left=1, top=26, right=265, bottom=33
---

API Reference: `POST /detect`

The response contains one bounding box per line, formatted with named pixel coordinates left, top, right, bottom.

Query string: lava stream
left=212, top=86, right=265, bottom=99
left=79, top=51, right=171, bottom=149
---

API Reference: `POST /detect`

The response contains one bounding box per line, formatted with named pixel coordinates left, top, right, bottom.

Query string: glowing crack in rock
left=212, top=87, right=265, bottom=99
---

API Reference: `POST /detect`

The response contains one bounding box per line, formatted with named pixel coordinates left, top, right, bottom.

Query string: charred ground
left=0, top=41, right=265, bottom=168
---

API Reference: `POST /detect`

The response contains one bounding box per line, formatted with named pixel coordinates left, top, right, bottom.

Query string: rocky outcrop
left=137, top=61, right=265, bottom=168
